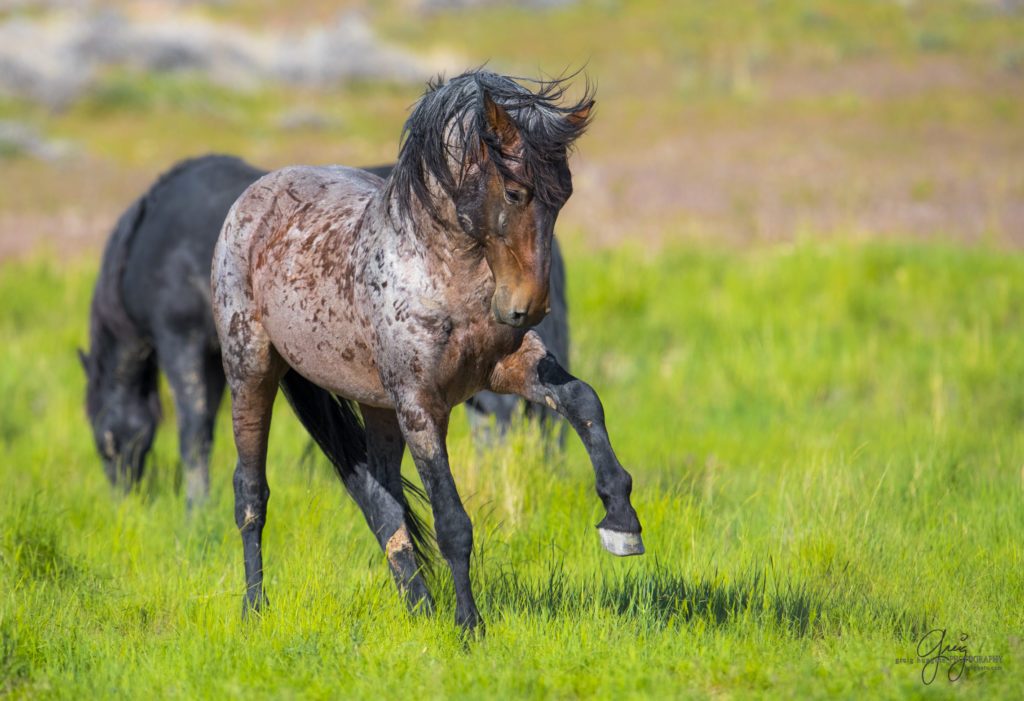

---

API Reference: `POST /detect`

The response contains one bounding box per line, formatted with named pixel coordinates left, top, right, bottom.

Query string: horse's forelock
left=389, top=69, right=594, bottom=221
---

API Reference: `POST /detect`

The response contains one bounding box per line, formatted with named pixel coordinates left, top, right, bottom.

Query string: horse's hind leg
left=343, top=405, right=432, bottom=612
left=222, top=330, right=287, bottom=615
left=159, top=332, right=226, bottom=510
left=491, top=332, right=644, bottom=556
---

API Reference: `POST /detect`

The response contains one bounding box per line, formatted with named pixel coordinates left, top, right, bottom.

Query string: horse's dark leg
left=491, top=332, right=644, bottom=556
left=395, top=399, right=481, bottom=633
left=344, top=404, right=433, bottom=612
left=225, top=347, right=286, bottom=616
left=159, top=334, right=226, bottom=510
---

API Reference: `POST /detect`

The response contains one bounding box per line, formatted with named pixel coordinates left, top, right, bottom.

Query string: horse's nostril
left=509, top=309, right=528, bottom=325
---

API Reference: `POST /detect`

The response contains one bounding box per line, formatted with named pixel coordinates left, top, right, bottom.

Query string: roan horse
left=212, top=70, right=643, bottom=632
left=80, top=154, right=568, bottom=509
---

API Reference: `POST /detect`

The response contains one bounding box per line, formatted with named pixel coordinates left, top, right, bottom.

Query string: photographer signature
left=916, top=628, right=968, bottom=684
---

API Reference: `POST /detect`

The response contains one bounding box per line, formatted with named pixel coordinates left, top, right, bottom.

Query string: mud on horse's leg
left=395, top=400, right=482, bottom=634
left=491, top=331, right=644, bottom=556
left=347, top=405, right=433, bottom=612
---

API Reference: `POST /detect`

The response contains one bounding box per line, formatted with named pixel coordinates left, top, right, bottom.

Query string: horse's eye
left=504, top=188, right=526, bottom=205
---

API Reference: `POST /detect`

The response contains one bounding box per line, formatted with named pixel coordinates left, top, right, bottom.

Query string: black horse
left=80, top=154, right=569, bottom=508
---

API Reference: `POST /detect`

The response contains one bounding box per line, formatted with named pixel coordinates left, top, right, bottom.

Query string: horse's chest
left=371, top=290, right=518, bottom=404
left=358, top=243, right=512, bottom=405
left=439, top=320, right=519, bottom=404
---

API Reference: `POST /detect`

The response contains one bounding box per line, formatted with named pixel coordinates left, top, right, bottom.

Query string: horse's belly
left=256, top=279, right=392, bottom=408
left=268, top=322, right=390, bottom=406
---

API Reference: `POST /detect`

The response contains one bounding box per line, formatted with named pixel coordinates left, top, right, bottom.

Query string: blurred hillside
left=0, top=0, right=1022, bottom=258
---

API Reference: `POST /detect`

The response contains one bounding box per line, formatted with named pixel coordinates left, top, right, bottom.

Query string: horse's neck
left=373, top=192, right=490, bottom=284
left=99, top=333, right=153, bottom=387
left=85, top=325, right=154, bottom=421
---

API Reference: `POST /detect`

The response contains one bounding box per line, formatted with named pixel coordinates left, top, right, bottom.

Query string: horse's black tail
left=278, top=370, right=434, bottom=569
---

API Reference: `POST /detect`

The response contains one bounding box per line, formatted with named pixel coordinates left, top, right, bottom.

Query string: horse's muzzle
left=491, top=283, right=549, bottom=328
left=492, top=297, right=547, bottom=328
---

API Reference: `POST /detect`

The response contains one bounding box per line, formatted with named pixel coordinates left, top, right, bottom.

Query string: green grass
left=2, top=239, right=1022, bottom=697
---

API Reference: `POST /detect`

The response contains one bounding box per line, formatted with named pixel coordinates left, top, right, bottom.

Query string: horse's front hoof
left=598, top=528, right=645, bottom=556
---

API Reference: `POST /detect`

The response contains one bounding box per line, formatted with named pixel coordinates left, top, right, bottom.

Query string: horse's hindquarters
left=217, top=165, right=391, bottom=407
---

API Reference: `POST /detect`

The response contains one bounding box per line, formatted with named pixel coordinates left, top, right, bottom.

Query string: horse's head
left=455, top=93, right=590, bottom=327
left=79, top=346, right=159, bottom=491
left=390, top=70, right=592, bottom=328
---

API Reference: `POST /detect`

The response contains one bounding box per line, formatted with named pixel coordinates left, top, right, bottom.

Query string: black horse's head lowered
left=80, top=199, right=161, bottom=491
left=80, top=301, right=160, bottom=491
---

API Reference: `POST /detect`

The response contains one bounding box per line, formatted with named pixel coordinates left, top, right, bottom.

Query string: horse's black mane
left=387, top=69, right=594, bottom=221
left=84, top=197, right=145, bottom=418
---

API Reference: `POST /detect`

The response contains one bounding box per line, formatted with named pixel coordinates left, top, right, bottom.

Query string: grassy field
left=2, top=239, right=1022, bottom=698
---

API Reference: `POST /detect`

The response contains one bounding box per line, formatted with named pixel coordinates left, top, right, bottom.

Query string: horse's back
left=216, top=164, right=382, bottom=279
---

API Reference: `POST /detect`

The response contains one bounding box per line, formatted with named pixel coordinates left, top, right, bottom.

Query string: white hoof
left=598, top=528, right=645, bottom=556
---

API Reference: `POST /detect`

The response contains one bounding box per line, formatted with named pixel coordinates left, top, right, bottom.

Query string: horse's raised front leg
left=344, top=404, right=433, bottom=612
left=491, top=331, right=644, bottom=556
left=394, top=397, right=481, bottom=633
left=158, top=333, right=226, bottom=511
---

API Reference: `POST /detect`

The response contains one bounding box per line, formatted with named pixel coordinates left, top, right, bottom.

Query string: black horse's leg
left=159, top=334, right=227, bottom=510
left=464, top=390, right=517, bottom=445
left=491, top=332, right=644, bottom=555
left=395, top=399, right=481, bottom=633
left=342, top=404, right=433, bottom=612
left=225, top=349, right=286, bottom=616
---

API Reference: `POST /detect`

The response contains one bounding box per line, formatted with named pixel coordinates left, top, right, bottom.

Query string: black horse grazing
left=212, top=70, right=643, bottom=633
left=80, top=154, right=569, bottom=508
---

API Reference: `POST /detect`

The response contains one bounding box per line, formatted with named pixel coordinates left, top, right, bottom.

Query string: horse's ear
left=77, top=347, right=89, bottom=371
left=567, top=100, right=594, bottom=128
left=482, top=92, right=518, bottom=146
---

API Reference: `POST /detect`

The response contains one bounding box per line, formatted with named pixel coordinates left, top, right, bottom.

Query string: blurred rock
left=0, top=10, right=428, bottom=109
left=0, top=120, right=75, bottom=160
left=270, top=15, right=425, bottom=84
left=276, top=107, right=337, bottom=132
left=0, top=16, right=96, bottom=109
left=983, top=0, right=1022, bottom=14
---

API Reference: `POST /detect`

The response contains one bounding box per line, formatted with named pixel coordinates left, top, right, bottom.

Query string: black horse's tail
left=278, top=371, right=434, bottom=568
